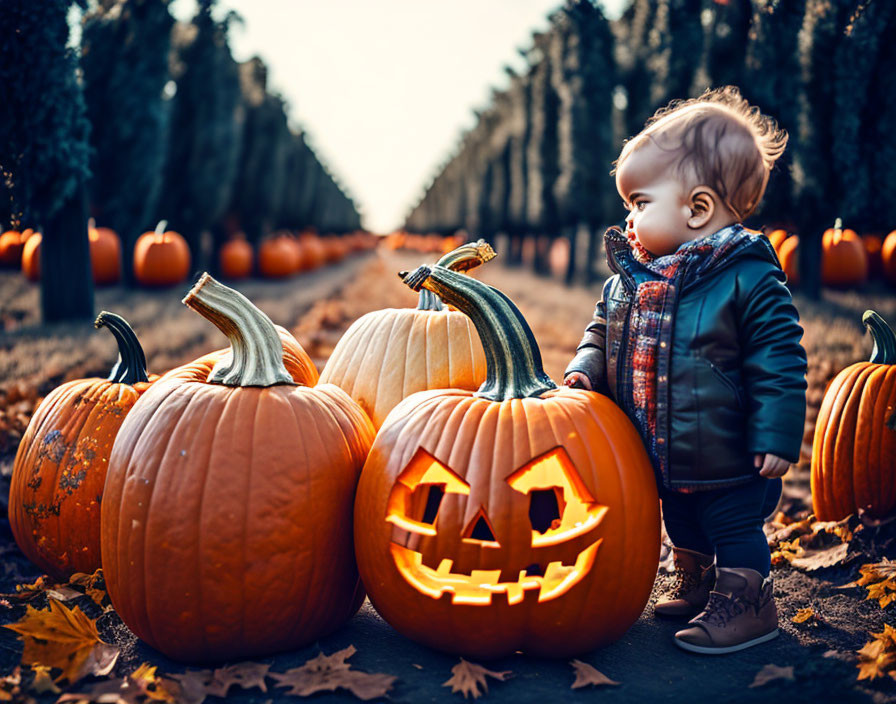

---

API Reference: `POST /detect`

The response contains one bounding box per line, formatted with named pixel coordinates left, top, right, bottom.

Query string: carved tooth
left=470, top=569, right=501, bottom=587
left=436, top=558, right=454, bottom=576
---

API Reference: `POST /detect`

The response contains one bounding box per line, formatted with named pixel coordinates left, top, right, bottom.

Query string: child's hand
left=563, top=372, right=593, bottom=390
left=754, top=453, right=790, bottom=478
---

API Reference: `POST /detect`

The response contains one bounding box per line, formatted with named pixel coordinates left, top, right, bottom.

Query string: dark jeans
left=660, top=477, right=783, bottom=577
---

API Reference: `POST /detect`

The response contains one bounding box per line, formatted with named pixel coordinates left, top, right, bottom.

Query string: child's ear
left=686, top=187, right=716, bottom=229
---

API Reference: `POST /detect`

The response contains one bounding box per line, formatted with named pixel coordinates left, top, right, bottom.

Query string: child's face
left=616, top=143, right=694, bottom=257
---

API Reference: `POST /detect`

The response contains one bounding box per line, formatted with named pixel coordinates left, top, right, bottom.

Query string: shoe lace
left=701, top=591, right=748, bottom=627
left=668, top=562, right=713, bottom=599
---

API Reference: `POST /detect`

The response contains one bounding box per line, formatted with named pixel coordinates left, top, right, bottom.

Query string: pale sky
left=164, top=1, right=628, bottom=233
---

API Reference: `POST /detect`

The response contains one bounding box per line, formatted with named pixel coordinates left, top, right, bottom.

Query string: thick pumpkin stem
left=864, top=310, right=896, bottom=365
left=183, top=273, right=295, bottom=387
left=154, top=220, right=167, bottom=239
left=416, top=239, right=497, bottom=311
left=401, top=264, right=556, bottom=401
left=95, top=312, right=149, bottom=385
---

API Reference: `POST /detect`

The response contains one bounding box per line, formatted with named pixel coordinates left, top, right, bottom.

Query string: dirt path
left=0, top=249, right=894, bottom=702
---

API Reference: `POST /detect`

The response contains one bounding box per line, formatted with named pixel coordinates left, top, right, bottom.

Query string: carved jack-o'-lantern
left=355, top=264, right=660, bottom=658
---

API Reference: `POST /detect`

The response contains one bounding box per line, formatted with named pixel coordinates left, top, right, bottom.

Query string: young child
left=563, top=86, right=807, bottom=654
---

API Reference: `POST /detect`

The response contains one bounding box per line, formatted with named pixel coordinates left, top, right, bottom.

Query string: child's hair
left=614, top=86, right=788, bottom=220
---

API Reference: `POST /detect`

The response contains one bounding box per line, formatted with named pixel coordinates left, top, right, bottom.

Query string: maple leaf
left=749, top=664, right=795, bottom=688
left=569, top=660, right=620, bottom=689
left=843, top=560, right=896, bottom=608
left=442, top=659, right=511, bottom=699
left=4, top=599, right=119, bottom=685
left=269, top=647, right=395, bottom=701
left=857, top=624, right=896, bottom=681
left=791, top=607, right=817, bottom=624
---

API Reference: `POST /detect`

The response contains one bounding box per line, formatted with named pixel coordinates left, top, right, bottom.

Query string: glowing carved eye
left=506, top=448, right=607, bottom=547
left=387, top=449, right=470, bottom=536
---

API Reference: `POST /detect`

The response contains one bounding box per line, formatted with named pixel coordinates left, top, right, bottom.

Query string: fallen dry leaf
left=129, top=664, right=176, bottom=703
left=4, top=599, right=119, bottom=685
left=442, top=659, right=511, bottom=699
left=68, top=571, right=112, bottom=611
left=857, top=623, right=896, bottom=681
left=790, top=543, right=850, bottom=571
left=570, top=659, right=620, bottom=689
left=165, top=670, right=213, bottom=704
left=749, top=664, right=795, bottom=688
left=269, top=646, right=396, bottom=701
left=56, top=677, right=142, bottom=704
left=791, top=607, right=817, bottom=625
left=0, top=668, right=22, bottom=702
left=842, top=559, right=896, bottom=609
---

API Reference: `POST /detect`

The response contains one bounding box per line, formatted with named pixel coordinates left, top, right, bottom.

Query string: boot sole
left=674, top=628, right=779, bottom=655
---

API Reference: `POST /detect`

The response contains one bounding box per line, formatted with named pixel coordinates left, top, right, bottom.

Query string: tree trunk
left=797, top=212, right=825, bottom=301
left=585, top=224, right=601, bottom=285
left=564, top=225, right=578, bottom=286
left=41, top=181, right=94, bottom=322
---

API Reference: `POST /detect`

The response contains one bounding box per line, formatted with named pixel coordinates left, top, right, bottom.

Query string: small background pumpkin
left=219, top=235, right=253, bottom=280
left=134, top=220, right=191, bottom=287
left=822, top=218, right=867, bottom=287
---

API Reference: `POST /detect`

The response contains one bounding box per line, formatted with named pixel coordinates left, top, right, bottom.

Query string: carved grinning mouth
left=389, top=539, right=602, bottom=606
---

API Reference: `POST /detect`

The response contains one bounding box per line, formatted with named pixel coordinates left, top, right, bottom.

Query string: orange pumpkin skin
left=9, top=314, right=152, bottom=580
left=778, top=235, right=799, bottom=285
left=89, top=226, right=121, bottom=285
left=134, top=222, right=191, bottom=287
left=354, top=263, right=660, bottom=658
left=21, top=233, right=41, bottom=282
left=100, top=275, right=374, bottom=663
left=822, top=220, right=867, bottom=286
left=811, top=312, right=896, bottom=521
left=319, top=241, right=495, bottom=429
left=258, top=236, right=298, bottom=278
left=219, top=238, right=253, bottom=280
left=882, top=230, right=896, bottom=284
left=0, top=230, right=28, bottom=267
left=766, top=229, right=789, bottom=253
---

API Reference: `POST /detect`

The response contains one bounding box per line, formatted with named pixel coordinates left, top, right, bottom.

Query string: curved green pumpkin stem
left=95, top=312, right=150, bottom=385
left=182, top=273, right=294, bottom=387
left=864, top=310, right=896, bottom=365
left=416, top=239, right=498, bottom=311
left=401, top=264, right=556, bottom=401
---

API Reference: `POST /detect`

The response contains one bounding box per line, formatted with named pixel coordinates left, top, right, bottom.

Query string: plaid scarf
left=609, top=224, right=753, bottom=483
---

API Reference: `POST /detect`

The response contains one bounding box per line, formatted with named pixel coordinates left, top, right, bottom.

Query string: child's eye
left=635, top=201, right=647, bottom=211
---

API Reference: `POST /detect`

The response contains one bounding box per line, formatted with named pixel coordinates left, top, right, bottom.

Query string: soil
left=0, top=248, right=894, bottom=703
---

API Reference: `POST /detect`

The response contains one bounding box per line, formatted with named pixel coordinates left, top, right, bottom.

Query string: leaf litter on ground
left=268, top=645, right=396, bottom=701
left=840, top=558, right=896, bottom=608
left=857, top=623, right=896, bottom=682
left=3, top=598, right=119, bottom=685
left=442, top=659, right=510, bottom=699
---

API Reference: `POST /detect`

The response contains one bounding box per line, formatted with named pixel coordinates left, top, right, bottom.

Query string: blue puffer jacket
left=565, top=227, right=808, bottom=491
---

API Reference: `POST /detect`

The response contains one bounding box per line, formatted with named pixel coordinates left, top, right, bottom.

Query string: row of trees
left=404, top=0, right=896, bottom=297
left=1, top=0, right=360, bottom=319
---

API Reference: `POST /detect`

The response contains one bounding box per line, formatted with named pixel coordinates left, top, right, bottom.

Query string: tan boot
left=674, top=567, right=779, bottom=654
left=654, top=548, right=715, bottom=618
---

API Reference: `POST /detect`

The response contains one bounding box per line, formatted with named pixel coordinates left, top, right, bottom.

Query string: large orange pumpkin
left=88, top=221, right=121, bottom=285
left=319, top=240, right=495, bottom=429
left=882, top=230, right=896, bottom=284
left=822, top=218, right=867, bottom=287
left=354, top=264, right=660, bottom=658
left=9, top=313, right=153, bottom=580
left=100, top=274, right=374, bottom=663
left=219, top=236, right=253, bottom=280
left=21, top=233, right=41, bottom=282
left=811, top=311, right=896, bottom=521
left=134, top=220, right=191, bottom=287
